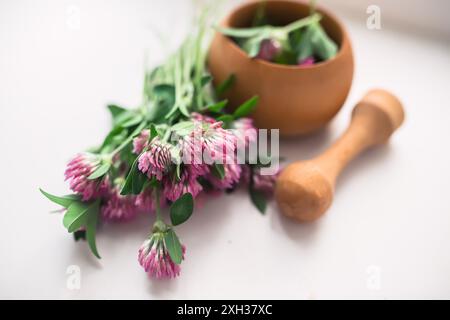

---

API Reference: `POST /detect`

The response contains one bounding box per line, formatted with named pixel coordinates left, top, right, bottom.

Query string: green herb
left=211, top=163, right=225, bottom=179
left=216, top=13, right=321, bottom=58
left=233, top=96, right=259, bottom=119
left=170, top=193, right=194, bottom=226
left=39, top=189, right=80, bottom=208
left=206, top=100, right=228, bottom=113
left=107, top=104, right=127, bottom=123
left=297, top=21, right=338, bottom=61
left=86, top=201, right=101, bottom=259
left=164, top=229, right=183, bottom=265
left=120, top=154, right=146, bottom=195
left=215, top=1, right=339, bottom=66
left=215, top=74, right=236, bottom=96
left=87, top=162, right=111, bottom=180
left=40, top=6, right=280, bottom=270
left=249, top=187, right=267, bottom=214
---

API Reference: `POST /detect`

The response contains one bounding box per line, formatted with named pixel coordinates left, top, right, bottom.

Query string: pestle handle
left=315, top=89, right=405, bottom=183
left=275, top=89, right=404, bottom=222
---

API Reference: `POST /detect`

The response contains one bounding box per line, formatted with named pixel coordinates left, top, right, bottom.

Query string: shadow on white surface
left=271, top=210, right=322, bottom=245
left=279, top=124, right=337, bottom=163
left=335, top=144, right=393, bottom=193
left=68, top=240, right=104, bottom=270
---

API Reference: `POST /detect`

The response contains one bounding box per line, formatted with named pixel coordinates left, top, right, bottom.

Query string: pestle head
left=354, top=89, right=405, bottom=140
left=275, top=161, right=334, bottom=222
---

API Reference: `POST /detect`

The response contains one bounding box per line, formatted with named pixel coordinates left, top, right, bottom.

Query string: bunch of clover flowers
left=40, top=108, right=276, bottom=279
left=39, top=17, right=279, bottom=279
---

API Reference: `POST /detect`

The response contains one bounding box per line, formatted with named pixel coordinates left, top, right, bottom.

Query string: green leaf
left=211, top=163, right=225, bottom=180
left=233, top=96, right=259, bottom=119
left=273, top=50, right=298, bottom=65
left=253, top=154, right=276, bottom=168
left=289, top=28, right=303, bottom=53
left=153, top=84, right=175, bottom=97
left=63, top=201, right=91, bottom=232
left=216, top=114, right=234, bottom=127
left=113, top=110, right=135, bottom=127
left=86, top=200, right=101, bottom=259
left=171, top=121, right=195, bottom=136
left=100, top=126, right=126, bottom=151
left=216, top=114, right=233, bottom=122
left=148, top=176, right=159, bottom=189
left=146, top=101, right=171, bottom=123
left=149, top=123, right=158, bottom=140
left=282, top=13, right=321, bottom=34
left=150, top=84, right=176, bottom=121
left=201, top=75, right=212, bottom=87
left=121, top=114, right=143, bottom=128
left=206, top=100, right=228, bottom=113
left=178, top=103, right=190, bottom=118
left=164, top=229, right=183, bottom=265
left=310, top=23, right=338, bottom=60
left=297, top=22, right=338, bottom=62
left=215, top=25, right=268, bottom=38
left=120, top=166, right=135, bottom=195
left=242, top=35, right=266, bottom=58
left=121, top=155, right=147, bottom=196
left=87, top=162, right=111, bottom=180
left=39, top=189, right=80, bottom=208
left=170, top=193, right=194, bottom=226
left=107, top=104, right=127, bottom=119
left=132, top=171, right=147, bottom=195
left=215, top=74, right=236, bottom=96
left=249, top=187, right=267, bottom=214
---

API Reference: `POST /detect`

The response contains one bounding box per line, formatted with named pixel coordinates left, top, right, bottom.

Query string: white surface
left=1, top=0, right=450, bottom=299
left=322, top=0, right=450, bottom=38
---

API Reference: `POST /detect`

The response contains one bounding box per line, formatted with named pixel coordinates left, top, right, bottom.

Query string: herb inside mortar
left=215, top=1, right=338, bottom=66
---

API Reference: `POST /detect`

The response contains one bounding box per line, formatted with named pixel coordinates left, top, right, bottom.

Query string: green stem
left=109, top=122, right=146, bottom=157
left=216, top=14, right=321, bottom=40
left=154, top=187, right=162, bottom=221
left=162, top=126, right=172, bottom=143
left=282, top=13, right=321, bottom=34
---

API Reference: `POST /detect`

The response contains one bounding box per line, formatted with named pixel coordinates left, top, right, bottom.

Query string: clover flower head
left=138, top=137, right=173, bottom=181
left=101, top=187, right=139, bottom=221
left=132, top=129, right=150, bottom=155
left=299, top=56, right=315, bottom=67
left=243, top=166, right=279, bottom=195
left=138, top=232, right=186, bottom=279
left=163, top=166, right=203, bottom=202
left=180, top=118, right=237, bottom=166
left=208, top=163, right=242, bottom=190
left=232, top=117, right=257, bottom=148
left=65, top=153, right=109, bottom=201
left=256, top=39, right=282, bottom=61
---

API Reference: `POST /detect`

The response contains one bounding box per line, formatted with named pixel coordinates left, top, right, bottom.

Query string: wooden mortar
left=208, top=0, right=354, bottom=136
left=275, top=89, right=405, bottom=222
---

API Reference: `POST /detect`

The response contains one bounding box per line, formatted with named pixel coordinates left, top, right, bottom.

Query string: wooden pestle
left=275, top=89, right=405, bottom=222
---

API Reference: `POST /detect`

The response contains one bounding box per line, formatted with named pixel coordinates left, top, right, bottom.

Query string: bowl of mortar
left=208, top=0, right=354, bottom=136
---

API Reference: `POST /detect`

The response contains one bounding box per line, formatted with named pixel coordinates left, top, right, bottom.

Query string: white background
left=1, top=0, right=449, bottom=299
